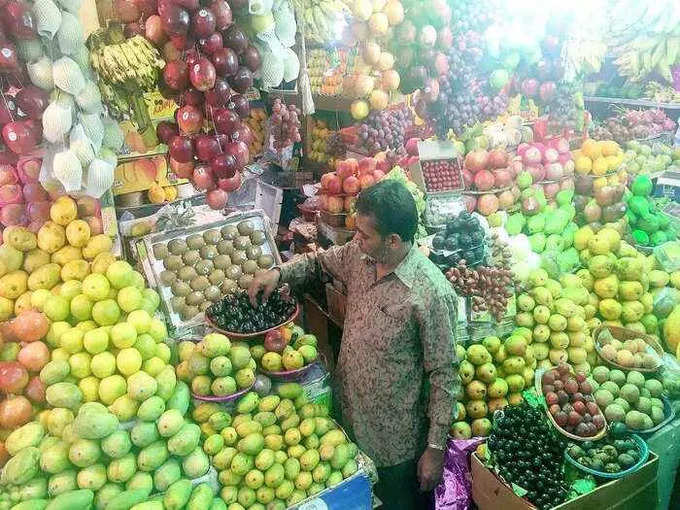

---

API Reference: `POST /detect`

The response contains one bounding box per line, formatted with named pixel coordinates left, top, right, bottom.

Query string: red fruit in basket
left=190, top=7, right=215, bottom=38
left=27, top=201, right=49, bottom=222
left=572, top=392, right=584, bottom=403
left=548, top=403, right=560, bottom=416
left=553, top=379, right=563, bottom=391
left=192, top=164, right=215, bottom=191
left=24, top=376, right=45, bottom=403
left=168, top=135, right=194, bottom=163
left=211, top=152, right=237, bottom=179
left=217, top=171, right=241, bottom=192
left=205, top=77, right=231, bottom=107
left=568, top=411, right=582, bottom=427
left=557, top=363, right=570, bottom=376
left=211, top=47, right=239, bottom=77
left=554, top=411, right=568, bottom=427
left=210, top=0, right=232, bottom=30
left=542, top=384, right=554, bottom=394
left=593, top=414, right=605, bottom=430
left=22, top=182, right=47, bottom=202
left=544, top=392, right=558, bottom=406
left=0, top=395, right=31, bottom=428
left=572, top=401, right=586, bottom=415
left=164, top=60, right=189, bottom=90
left=0, top=203, right=26, bottom=226
left=557, top=390, right=568, bottom=405
left=342, top=175, right=360, bottom=194
left=0, top=361, right=28, bottom=393
left=575, top=422, right=589, bottom=437
left=564, top=378, right=578, bottom=394
left=224, top=140, right=248, bottom=168
left=214, top=108, right=240, bottom=135
left=189, top=57, right=216, bottom=92
left=586, top=401, right=599, bottom=416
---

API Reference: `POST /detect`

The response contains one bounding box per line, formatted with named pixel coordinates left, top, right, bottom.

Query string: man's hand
left=417, top=446, right=445, bottom=492
left=248, top=268, right=281, bottom=307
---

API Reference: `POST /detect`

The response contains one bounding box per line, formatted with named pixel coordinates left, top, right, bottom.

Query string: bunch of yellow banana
left=563, top=39, right=607, bottom=79
left=615, top=36, right=680, bottom=82
left=90, top=36, right=165, bottom=91
left=292, top=0, right=349, bottom=43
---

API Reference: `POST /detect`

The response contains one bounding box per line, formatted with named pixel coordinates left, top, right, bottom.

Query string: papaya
left=45, top=489, right=94, bottom=510
left=167, top=423, right=200, bottom=456
left=48, top=470, right=78, bottom=497
left=125, top=472, right=153, bottom=495
left=187, top=483, right=214, bottom=510
left=6, top=422, right=45, bottom=455
left=1, top=446, right=40, bottom=485
left=73, top=410, right=119, bottom=440
left=163, top=479, right=192, bottom=510
left=182, top=447, right=210, bottom=479
left=136, top=395, right=165, bottom=422
left=105, top=489, right=149, bottom=510
left=40, top=360, right=70, bottom=385
left=137, top=441, right=169, bottom=472
left=93, top=483, right=124, bottom=510
left=101, top=430, right=132, bottom=459
left=157, top=409, right=184, bottom=437
left=45, top=382, right=83, bottom=410
left=165, top=380, right=190, bottom=415
left=153, top=459, right=181, bottom=492
left=130, top=422, right=160, bottom=448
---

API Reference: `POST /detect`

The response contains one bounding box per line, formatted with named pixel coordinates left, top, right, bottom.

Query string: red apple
left=211, top=152, right=237, bottom=178
left=190, top=8, right=215, bottom=38
left=342, top=175, right=360, bottom=194
left=195, top=135, right=222, bottom=162
left=198, top=32, right=222, bottom=55
left=217, top=171, right=241, bottom=191
left=176, top=105, right=203, bottom=134
left=163, top=60, right=189, bottom=91
left=189, top=57, right=216, bottom=91
left=206, top=188, right=228, bottom=209
left=168, top=135, right=194, bottom=163
left=192, top=164, right=215, bottom=191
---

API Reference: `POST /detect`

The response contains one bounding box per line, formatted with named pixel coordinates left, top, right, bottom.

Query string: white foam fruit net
left=85, top=158, right=114, bottom=198
left=274, top=1, right=296, bottom=48
left=33, top=0, right=62, bottom=39
left=53, top=148, right=82, bottom=192
left=53, top=56, right=85, bottom=95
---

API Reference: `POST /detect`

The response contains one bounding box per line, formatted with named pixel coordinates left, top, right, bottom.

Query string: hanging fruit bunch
left=140, top=0, right=262, bottom=210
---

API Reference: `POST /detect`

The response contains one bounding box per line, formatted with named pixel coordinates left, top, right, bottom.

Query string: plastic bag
left=434, top=438, right=485, bottom=510
left=652, top=287, right=680, bottom=319
left=654, top=241, right=680, bottom=272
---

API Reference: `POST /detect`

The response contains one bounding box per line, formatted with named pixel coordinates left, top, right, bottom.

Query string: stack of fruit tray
left=138, top=210, right=282, bottom=334
left=409, top=140, right=465, bottom=196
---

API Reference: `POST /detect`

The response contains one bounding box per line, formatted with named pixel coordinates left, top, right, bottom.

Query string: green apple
left=148, top=318, right=167, bottom=342
left=116, top=348, right=142, bottom=376
left=99, top=374, right=127, bottom=405
left=143, top=357, right=165, bottom=377
left=111, top=322, right=138, bottom=349
left=44, top=296, right=70, bottom=321
left=117, top=286, right=142, bottom=313
left=75, top=320, right=97, bottom=333
left=83, top=327, right=109, bottom=354
left=70, top=294, right=93, bottom=321
left=127, top=309, right=152, bottom=334
left=129, top=271, right=146, bottom=290
left=82, top=273, right=111, bottom=301
left=92, top=299, right=121, bottom=326
left=106, top=261, right=133, bottom=290
left=60, top=328, right=84, bottom=354
left=134, top=334, right=156, bottom=360
left=142, top=288, right=160, bottom=309
left=60, top=280, right=83, bottom=301
left=46, top=321, right=71, bottom=348
left=90, top=351, right=116, bottom=379
left=139, top=298, right=157, bottom=315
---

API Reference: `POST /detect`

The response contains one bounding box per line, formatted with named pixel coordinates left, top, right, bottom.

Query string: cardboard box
left=471, top=451, right=658, bottom=510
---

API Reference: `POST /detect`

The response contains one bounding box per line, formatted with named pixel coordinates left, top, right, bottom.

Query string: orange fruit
left=601, top=140, right=620, bottom=157
left=582, top=139, right=602, bottom=159
left=575, top=156, right=593, bottom=174
left=591, top=157, right=608, bottom=176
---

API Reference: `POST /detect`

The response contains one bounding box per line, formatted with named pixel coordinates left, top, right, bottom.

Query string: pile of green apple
left=449, top=330, right=538, bottom=439
left=620, top=140, right=680, bottom=176
left=515, top=268, right=595, bottom=375
left=257, top=324, right=319, bottom=374
left=176, top=333, right=256, bottom=398
left=191, top=383, right=360, bottom=508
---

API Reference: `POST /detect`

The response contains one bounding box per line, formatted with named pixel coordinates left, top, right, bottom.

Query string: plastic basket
left=593, top=325, right=664, bottom=373
left=625, top=395, right=675, bottom=436
left=534, top=367, right=607, bottom=442
left=564, top=433, right=649, bottom=479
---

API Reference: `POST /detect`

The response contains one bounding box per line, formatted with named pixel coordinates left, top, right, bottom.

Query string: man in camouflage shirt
left=249, top=180, right=460, bottom=508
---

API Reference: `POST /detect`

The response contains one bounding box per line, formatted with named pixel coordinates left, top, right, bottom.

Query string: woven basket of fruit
left=535, top=364, right=608, bottom=442
left=593, top=325, right=663, bottom=373
left=564, top=433, right=649, bottom=479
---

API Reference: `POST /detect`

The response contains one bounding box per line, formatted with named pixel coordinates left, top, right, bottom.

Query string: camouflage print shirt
left=281, top=241, right=460, bottom=467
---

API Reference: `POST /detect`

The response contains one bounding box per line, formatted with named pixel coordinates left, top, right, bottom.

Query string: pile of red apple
left=541, top=363, right=605, bottom=438
left=463, top=148, right=515, bottom=192
left=515, top=137, right=575, bottom=201
left=421, top=159, right=462, bottom=192
left=318, top=157, right=386, bottom=214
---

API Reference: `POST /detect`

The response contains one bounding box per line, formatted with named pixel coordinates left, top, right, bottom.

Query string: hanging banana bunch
left=291, top=0, right=349, bottom=44
left=90, top=35, right=165, bottom=91
left=615, top=35, right=680, bottom=83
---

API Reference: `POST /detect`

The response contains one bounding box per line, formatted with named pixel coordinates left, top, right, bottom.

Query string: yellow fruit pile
left=308, top=49, right=351, bottom=96
left=246, top=107, right=267, bottom=157
left=307, top=119, right=335, bottom=167
left=573, top=139, right=625, bottom=176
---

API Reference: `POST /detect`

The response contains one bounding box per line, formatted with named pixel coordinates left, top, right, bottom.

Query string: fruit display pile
left=620, top=140, right=680, bottom=176
left=245, top=107, right=266, bottom=157
left=487, top=403, right=568, bottom=510
left=191, top=382, right=361, bottom=506
left=590, top=367, right=667, bottom=432
left=566, top=435, right=644, bottom=474
left=318, top=157, right=385, bottom=217
left=450, top=332, right=535, bottom=439
left=540, top=363, right=605, bottom=438
left=177, top=333, right=256, bottom=398
left=152, top=221, right=274, bottom=322
left=206, top=291, right=296, bottom=335
left=596, top=328, right=660, bottom=370
left=590, top=109, right=676, bottom=144
left=573, top=139, right=625, bottom=178
left=257, top=323, right=319, bottom=374
left=627, top=175, right=677, bottom=247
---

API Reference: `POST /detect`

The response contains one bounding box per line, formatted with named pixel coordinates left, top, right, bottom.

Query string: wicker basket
left=592, top=325, right=664, bottom=373
left=534, top=367, right=608, bottom=442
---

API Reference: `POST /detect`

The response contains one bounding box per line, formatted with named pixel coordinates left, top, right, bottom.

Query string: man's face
left=354, top=213, right=391, bottom=261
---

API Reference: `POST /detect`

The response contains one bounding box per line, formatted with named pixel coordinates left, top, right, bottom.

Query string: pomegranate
left=211, top=152, right=237, bottom=178
left=195, top=135, right=222, bottom=162
left=206, top=188, right=228, bottom=209
left=176, top=104, right=203, bottom=134
left=198, top=32, right=223, bottom=55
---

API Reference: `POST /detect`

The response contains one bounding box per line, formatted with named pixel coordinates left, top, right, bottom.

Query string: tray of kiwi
left=139, top=210, right=282, bottom=332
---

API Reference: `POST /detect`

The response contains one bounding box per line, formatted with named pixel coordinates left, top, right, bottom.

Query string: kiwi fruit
left=242, top=260, right=258, bottom=275
left=177, top=266, right=198, bottom=282
left=250, top=231, right=266, bottom=246
left=199, top=302, right=212, bottom=312
left=222, top=279, right=238, bottom=293
left=234, top=236, right=251, bottom=251
left=221, top=225, right=239, bottom=240
left=231, top=250, right=247, bottom=265
left=257, top=254, right=274, bottom=269
left=186, top=234, right=205, bottom=249
left=170, top=295, right=185, bottom=310
left=181, top=305, right=199, bottom=320
left=159, top=270, right=176, bottom=285
left=186, top=291, right=205, bottom=306
left=190, top=275, right=210, bottom=291
left=237, top=221, right=254, bottom=236
left=167, top=239, right=188, bottom=254
left=245, top=246, right=262, bottom=260
left=164, top=255, right=183, bottom=271
left=182, top=250, right=201, bottom=265
left=195, top=260, right=214, bottom=275
left=153, top=243, right=169, bottom=260
left=208, top=269, right=226, bottom=285
left=217, top=240, right=235, bottom=255
left=171, top=280, right=191, bottom=297
left=203, top=229, right=221, bottom=244
left=238, top=274, right=254, bottom=289
left=203, top=285, right=221, bottom=301
left=225, top=265, right=242, bottom=280
left=200, top=245, right=218, bottom=260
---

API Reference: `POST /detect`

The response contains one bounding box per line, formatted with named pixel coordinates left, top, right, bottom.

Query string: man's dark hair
left=356, top=179, right=418, bottom=243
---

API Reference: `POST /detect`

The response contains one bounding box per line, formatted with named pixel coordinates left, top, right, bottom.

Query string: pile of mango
left=192, top=382, right=360, bottom=508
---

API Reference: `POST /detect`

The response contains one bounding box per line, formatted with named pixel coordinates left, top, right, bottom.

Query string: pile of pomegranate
left=143, top=0, right=261, bottom=209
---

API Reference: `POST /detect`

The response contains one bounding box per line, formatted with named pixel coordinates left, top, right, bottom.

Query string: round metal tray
left=205, top=302, right=300, bottom=340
